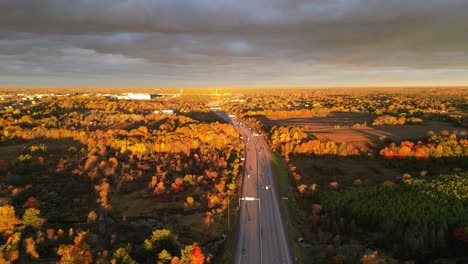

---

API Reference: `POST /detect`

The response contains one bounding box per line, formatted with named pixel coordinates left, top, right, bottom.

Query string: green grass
left=212, top=199, right=238, bottom=264
left=0, top=143, right=27, bottom=162
left=271, top=153, right=316, bottom=263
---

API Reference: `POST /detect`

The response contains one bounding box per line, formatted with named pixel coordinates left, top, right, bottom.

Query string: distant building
left=127, top=93, right=151, bottom=100
left=154, top=109, right=175, bottom=115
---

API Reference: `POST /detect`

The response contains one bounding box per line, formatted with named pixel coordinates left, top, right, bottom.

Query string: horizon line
left=1, top=85, right=468, bottom=90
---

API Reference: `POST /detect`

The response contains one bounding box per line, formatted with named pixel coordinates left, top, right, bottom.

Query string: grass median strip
left=271, top=153, right=316, bottom=263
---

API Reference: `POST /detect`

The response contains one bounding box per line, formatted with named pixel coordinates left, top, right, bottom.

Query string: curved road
left=213, top=110, right=292, bottom=264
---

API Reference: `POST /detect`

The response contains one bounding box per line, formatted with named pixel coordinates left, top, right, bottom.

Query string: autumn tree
left=297, top=184, right=308, bottom=195
left=158, top=249, right=173, bottom=264
left=87, top=210, right=97, bottom=222
left=111, top=244, right=137, bottom=264
left=22, top=208, right=45, bottom=228
left=0, top=205, right=21, bottom=238
left=24, top=237, right=39, bottom=259
left=95, top=178, right=111, bottom=210
left=57, top=231, right=93, bottom=264
left=179, top=244, right=205, bottom=264
left=0, top=232, right=21, bottom=263
left=170, top=256, right=181, bottom=264
left=184, top=196, right=195, bottom=208
left=140, top=229, right=174, bottom=261
left=189, top=246, right=205, bottom=264
left=23, top=196, right=41, bottom=209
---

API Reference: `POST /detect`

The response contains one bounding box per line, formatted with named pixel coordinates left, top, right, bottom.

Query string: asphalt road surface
left=213, top=110, right=292, bottom=264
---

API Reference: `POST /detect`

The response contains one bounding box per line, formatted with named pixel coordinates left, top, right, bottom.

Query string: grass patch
left=271, top=153, right=316, bottom=263
left=212, top=201, right=238, bottom=264
left=111, top=191, right=226, bottom=246
left=0, top=143, right=27, bottom=162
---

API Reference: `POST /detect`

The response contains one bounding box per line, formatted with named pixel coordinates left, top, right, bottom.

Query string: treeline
left=270, top=126, right=359, bottom=159
left=380, top=131, right=468, bottom=159
left=372, top=115, right=423, bottom=126
left=319, top=173, right=468, bottom=259
left=0, top=94, right=215, bottom=131
left=111, top=228, right=205, bottom=264
left=224, top=88, right=467, bottom=127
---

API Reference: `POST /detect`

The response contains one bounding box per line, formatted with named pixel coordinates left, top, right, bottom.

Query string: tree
left=22, top=208, right=45, bottom=228
left=95, top=178, right=111, bottom=210
left=23, top=196, right=41, bottom=209
left=190, top=246, right=205, bottom=264
left=150, top=229, right=173, bottom=251
left=170, top=256, right=181, bottom=264
left=0, top=232, right=21, bottom=262
left=87, top=210, right=97, bottom=222
left=24, top=237, right=39, bottom=259
left=172, top=177, right=184, bottom=192
left=185, top=196, right=194, bottom=208
left=297, top=184, right=308, bottom=195
left=108, top=157, right=119, bottom=169
left=361, top=250, right=384, bottom=264
left=179, top=244, right=194, bottom=264
left=158, top=249, right=173, bottom=264
left=57, top=231, right=93, bottom=264
left=141, top=229, right=174, bottom=256
left=111, top=245, right=137, bottom=264
left=0, top=205, right=21, bottom=238
left=155, top=181, right=166, bottom=194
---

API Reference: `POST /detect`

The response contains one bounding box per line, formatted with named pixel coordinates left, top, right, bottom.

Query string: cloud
left=0, top=0, right=468, bottom=86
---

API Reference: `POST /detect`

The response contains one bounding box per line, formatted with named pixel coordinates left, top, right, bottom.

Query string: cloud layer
left=1, top=0, right=468, bottom=86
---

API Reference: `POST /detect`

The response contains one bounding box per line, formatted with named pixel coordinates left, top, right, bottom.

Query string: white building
left=127, top=93, right=151, bottom=100
left=154, top=109, right=175, bottom=115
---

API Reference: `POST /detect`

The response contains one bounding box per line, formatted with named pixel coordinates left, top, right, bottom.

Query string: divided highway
left=212, top=110, right=292, bottom=264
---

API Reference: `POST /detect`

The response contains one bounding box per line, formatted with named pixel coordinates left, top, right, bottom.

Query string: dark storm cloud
left=1, top=0, right=468, bottom=86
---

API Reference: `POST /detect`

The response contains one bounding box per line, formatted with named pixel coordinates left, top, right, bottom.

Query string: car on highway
left=265, top=185, right=271, bottom=190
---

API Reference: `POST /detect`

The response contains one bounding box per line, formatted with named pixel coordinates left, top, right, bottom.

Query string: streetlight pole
left=227, top=190, right=231, bottom=230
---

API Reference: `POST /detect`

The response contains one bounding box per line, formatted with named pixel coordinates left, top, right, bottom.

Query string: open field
left=260, top=112, right=466, bottom=152
left=0, top=143, right=27, bottom=162
left=290, top=156, right=401, bottom=189
left=111, top=192, right=226, bottom=245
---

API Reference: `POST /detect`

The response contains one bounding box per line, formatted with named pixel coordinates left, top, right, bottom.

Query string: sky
left=1, top=0, right=468, bottom=87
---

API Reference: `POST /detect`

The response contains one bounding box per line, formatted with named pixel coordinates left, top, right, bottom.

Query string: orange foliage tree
left=57, top=231, right=93, bottom=264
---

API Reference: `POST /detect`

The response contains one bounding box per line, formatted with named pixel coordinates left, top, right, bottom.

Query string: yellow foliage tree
left=0, top=205, right=21, bottom=238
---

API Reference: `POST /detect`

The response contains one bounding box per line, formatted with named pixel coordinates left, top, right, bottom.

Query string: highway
left=214, top=110, right=292, bottom=264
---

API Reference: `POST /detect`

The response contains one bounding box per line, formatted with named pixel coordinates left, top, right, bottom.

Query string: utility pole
left=227, top=190, right=231, bottom=230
